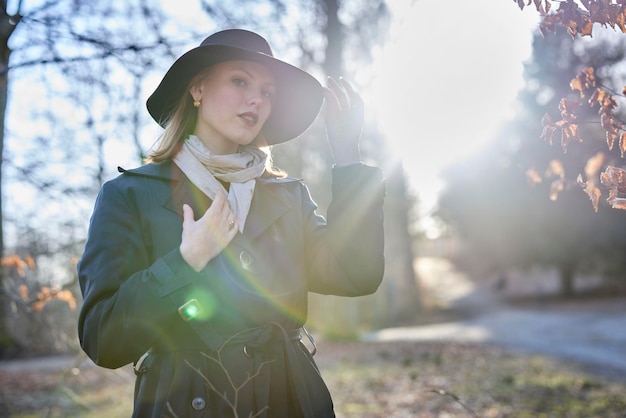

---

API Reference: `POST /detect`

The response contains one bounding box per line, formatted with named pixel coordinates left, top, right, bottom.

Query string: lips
left=239, top=112, right=259, bottom=126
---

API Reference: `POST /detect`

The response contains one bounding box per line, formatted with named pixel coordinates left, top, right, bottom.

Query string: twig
left=426, top=386, right=478, bottom=417
left=184, top=329, right=275, bottom=418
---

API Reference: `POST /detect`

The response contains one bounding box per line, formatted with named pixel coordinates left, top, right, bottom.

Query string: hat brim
left=146, top=44, right=323, bottom=145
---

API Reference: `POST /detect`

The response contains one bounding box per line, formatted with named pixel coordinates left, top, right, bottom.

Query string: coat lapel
left=122, top=161, right=293, bottom=239
left=243, top=178, right=292, bottom=241
left=164, top=164, right=212, bottom=220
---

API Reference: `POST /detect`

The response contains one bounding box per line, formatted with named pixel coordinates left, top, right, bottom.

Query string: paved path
left=364, top=257, right=626, bottom=376
left=364, top=304, right=626, bottom=374
left=0, top=354, right=81, bottom=372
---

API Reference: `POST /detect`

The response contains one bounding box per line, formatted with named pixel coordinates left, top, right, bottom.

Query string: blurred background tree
left=0, top=0, right=420, bottom=357
left=510, top=1, right=626, bottom=208
left=436, top=26, right=626, bottom=298
left=0, top=0, right=185, bottom=357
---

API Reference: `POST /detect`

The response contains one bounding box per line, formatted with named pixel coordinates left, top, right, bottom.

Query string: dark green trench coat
left=77, top=160, right=385, bottom=417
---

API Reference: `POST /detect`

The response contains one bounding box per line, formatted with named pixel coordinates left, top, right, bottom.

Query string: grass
left=1, top=340, right=625, bottom=417
left=320, top=340, right=626, bottom=417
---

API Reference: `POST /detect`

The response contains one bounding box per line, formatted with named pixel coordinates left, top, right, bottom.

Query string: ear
left=189, top=84, right=202, bottom=102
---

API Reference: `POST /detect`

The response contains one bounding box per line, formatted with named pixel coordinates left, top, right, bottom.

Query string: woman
left=77, top=29, right=385, bottom=417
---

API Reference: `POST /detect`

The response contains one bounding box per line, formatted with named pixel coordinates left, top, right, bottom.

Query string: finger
left=323, top=87, right=341, bottom=113
left=182, top=204, right=195, bottom=225
left=216, top=191, right=236, bottom=221
left=339, top=77, right=363, bottom=108
left=339, top=77, right=355, bottom=94
left=205, top=190, right=228, bottom=217
left=326, top=76, right=349, bottom=109
left=213, top=189, right=227, bottom=206
left=326, top=75, right=341, bottom=93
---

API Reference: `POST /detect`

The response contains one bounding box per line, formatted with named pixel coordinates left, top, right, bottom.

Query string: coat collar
left=117, top=161, right=172, bottom=180
left=119, top=160, right=297, bottom=241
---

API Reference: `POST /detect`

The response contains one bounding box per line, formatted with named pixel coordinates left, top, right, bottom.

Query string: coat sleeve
left=303, top=163, right=385, bottom=296
left=77, top=179, right=208, bottom=369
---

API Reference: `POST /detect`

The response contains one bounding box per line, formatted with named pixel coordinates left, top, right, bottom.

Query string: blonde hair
left=146, top=66, right=285, bottom=178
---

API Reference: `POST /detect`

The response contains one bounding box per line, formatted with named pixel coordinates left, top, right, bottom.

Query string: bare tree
left=284, top=0, right=422, bottom=331
left=0, top=0, right=191, bottom=355
left=0, top=0, right=420, bottom=355
left=0, top=0, right=20, bottom=354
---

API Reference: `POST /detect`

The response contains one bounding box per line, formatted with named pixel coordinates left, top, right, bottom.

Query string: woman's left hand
left=323, top=76, right=364, bottom=165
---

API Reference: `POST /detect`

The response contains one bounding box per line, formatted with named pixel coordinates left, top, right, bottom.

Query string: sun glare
left=366, top=0, right=539, bottom=238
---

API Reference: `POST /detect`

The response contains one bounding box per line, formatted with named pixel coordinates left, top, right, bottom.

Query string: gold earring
left=193, top=99, right=201, bottom=108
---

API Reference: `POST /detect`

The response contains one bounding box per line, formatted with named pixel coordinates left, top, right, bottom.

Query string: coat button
left=239, top=251, right=253, bottom=271
left=191, top=397, right=206, bottom=410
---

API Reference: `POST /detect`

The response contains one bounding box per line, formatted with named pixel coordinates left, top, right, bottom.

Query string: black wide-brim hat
left=146, top=29, right=324, bottom=145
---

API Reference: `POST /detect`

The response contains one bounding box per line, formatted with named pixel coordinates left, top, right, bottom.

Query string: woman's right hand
left=179, top=190, right=238, bottom=272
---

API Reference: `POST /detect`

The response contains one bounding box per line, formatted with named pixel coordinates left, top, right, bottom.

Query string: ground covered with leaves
left=1, top=340, right=625, bottom=417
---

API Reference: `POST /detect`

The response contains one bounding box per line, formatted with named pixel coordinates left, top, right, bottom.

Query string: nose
left=247, top=89, right=266, bottom=107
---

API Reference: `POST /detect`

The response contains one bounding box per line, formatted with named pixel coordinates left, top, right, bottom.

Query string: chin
left=251, top=133, right=268, bottom=147
left=234, top=134, right=261, bottom=147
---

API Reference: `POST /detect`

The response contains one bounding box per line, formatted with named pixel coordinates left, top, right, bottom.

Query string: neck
left=192, top=132, right=238, bottom=155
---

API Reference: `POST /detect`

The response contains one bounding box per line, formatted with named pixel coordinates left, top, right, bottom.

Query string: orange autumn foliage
left=2, top=255, right=76, bottom=311
left=1, top=254, right=35, bottom=277
left=514, top=0, right=626, bottom=211
left=515, top=0, right=626, bottom=37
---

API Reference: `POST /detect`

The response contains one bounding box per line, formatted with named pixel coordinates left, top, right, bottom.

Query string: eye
left=262, top=89, right=275, bottom=100
left=232, top=78, right=246, bottom=87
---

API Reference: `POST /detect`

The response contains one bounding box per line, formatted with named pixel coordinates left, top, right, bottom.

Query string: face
left=190, top=60, right=276, bottom=154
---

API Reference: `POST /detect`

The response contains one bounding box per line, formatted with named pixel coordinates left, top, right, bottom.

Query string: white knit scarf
left=173, top=135, right=267, bottom=233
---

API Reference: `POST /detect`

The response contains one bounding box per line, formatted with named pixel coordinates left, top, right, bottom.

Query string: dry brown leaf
left=609, top=197, right=626, bottom=209
left=561, top=123, right=581, bottom=153
left=58, top=290, right=77, bottom=310
left=19, top=284, right=28, bottom=300
left=549, top=177, right=565, bottom=201
left=582, top=67, right=596, bottom=86
left=1, top=255, right=27, bottom=277
left=584, top=152, right=605, bottom=180
left=559, top=98, right=581, bottom=122
left=600, top=112, right=614, bottom=130
left=570, top=76, right=584, bottom=96
left=600, top=165, right=626, bottom=209
left=586, top=184, right=602, bottom=212
left=606, top=130, right=619, bottom=150
left=526, top=168, right=543, bottom=185
left=589, top=88, right=607, bottom=107
left=25, top=256, right=35, bottom=270
left=577, top=173, right=602, bottom=212
left=533, top=0, right=548, bottom=15
left=620, top=131, right=626, bottom=157
left=580, top=20, right=594, bottom=35
left=546, top=159, right=565, bottom=178
left=540, top=14, right=559, bottom=35
left=615, top=8, right=626, bottom=32
left=540, top=113, right=557, bottom=145
left=30, top=286, right=77, bottom=312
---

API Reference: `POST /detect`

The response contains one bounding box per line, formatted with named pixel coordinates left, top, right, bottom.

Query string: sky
left=4, top=0, right=541, bottom=247
left=128, top=0, right=541, bottom=236
left=367, top=0, right=540, bottom=237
